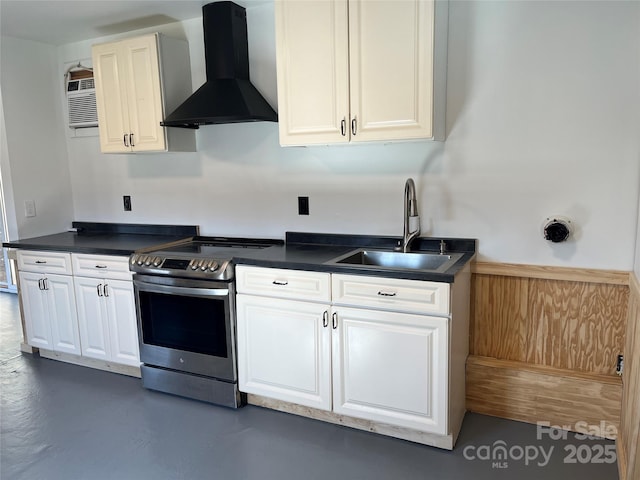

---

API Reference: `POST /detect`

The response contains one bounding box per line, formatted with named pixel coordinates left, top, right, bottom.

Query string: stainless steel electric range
left=129, top=236, right=282, bottom=408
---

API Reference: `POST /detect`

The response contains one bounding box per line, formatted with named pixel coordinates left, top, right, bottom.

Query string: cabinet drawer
left=236, top=266, right=331, bottom=302
left=17, top=250, right=72, bottom=275
left=72, top=254, right=132, bottom=280
left=332, top=274, right=450, bottom=316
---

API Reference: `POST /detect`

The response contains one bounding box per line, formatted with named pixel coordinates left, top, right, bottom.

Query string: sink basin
left=328, top=249, right=464, bottom=273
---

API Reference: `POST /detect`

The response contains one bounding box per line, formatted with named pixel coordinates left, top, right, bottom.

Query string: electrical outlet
left=616, top=354, right=624, bottom=375
left=123, top=195, right=132, bottom=212
left=298, top=196, right=309, bottom=215
left=24, top=200, right=36, bottom=217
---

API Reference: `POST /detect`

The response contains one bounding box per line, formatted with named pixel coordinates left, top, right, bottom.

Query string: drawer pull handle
left=322, top=311, right=329, bottom=328
left=272, top=280, right=288, bottom=286
left=95, top=265, right=108, bottom=269
left=377, top=291, right=397, bottom=297
left=35, top=260, right=47, bottom=264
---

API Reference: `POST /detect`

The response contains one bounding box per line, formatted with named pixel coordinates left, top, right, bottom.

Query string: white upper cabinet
left=92, top=33, right=196, bottom=153
left=275, top=0, right=447, bottom=146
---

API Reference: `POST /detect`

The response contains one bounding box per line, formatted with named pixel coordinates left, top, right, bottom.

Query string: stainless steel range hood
left=161, top=1, right=277, bottom=129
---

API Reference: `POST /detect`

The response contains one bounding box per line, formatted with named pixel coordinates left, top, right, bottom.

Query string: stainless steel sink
left=327, top=249, right=463, bottom=273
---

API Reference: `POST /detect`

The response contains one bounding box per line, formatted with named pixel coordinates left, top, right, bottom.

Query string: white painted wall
left=5, top=1, right=640, bottom=270
left=0, top=36, right=74, bottom=240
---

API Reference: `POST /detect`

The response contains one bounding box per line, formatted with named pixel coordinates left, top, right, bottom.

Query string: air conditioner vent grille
left=66, top=75, right=98, bottom=128
left=67, top=90, right=98, bottom=128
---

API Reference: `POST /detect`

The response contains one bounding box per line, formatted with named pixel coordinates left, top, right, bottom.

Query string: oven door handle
left=134, top=280, right=229, bottom=298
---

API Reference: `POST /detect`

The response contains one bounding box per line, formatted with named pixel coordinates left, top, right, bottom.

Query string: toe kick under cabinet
left=16, top=250, right=140, bottom=376
left=235, top=265, right=471, bottom=449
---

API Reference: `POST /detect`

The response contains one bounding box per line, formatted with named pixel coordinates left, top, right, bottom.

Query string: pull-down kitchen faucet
left=399, top=178, right=420, bottom=253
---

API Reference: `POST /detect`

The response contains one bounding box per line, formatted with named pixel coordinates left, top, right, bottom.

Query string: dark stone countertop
left=2, top=222, right=198, bottom=256
left=230, top=232, right=477, bottom=283
left=3, top=225, right=476, bottom=283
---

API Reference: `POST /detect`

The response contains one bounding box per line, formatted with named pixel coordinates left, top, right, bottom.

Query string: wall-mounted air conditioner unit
left=66, top=74, right=98, bottom=128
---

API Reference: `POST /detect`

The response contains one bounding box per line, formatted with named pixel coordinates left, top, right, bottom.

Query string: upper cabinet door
left=275, top=0, right=350, bottom=146
left=93, top=33, right=194, bottom=154
left=121, top=35, right=166, bottom=153
left=349, top=0, right=435, bottom=142
left=93, top=42, right=131, bottom=153
left=275, top=0, right=444, bottom=146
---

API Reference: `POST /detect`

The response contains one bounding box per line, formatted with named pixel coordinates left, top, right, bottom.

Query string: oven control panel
left=129, top=254, right=231, bottom=280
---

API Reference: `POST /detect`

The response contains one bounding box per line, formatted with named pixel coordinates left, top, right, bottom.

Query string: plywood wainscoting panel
left=466, top=355, right=621, bottom=439
left=618, top=272, right=640, bottom=480
left=468, top=262, right=629, bottom=439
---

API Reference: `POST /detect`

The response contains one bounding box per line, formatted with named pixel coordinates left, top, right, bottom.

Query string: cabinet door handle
left=272, top=280, right=288, bottom=286
left=38, top=279, right=44, bottom=290
left=43, top=278, right=49, bottom=290
left=351, top=117, right=357, bottom=136
left=35, top=260, right=47, bottom=264
left=97, top=284, right=103, bottom=297
left=332, top=312, right=338, bottom=330
left=340, top=118, right=346, bottom=136
left=124, top=134, right=129, bottom=147
left=130, top=133, right=135, bottom=147
left=322, top=311, right=329, bottom=328
left=377, top=291, right=397, bottom=297
left=95, top=265, right=108, bottom=269
left=103, top=284, right=109, bottom=297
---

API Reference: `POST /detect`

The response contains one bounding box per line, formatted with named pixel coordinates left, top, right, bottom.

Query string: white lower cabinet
left=16, top=250, right=140, bottom=372
left=331, top=306, right=448, bottom=434
left=74, top=277, right=139, bottom=366
left=236, top=294, right=332, bottom=410
left=19, top=271, right=81, bottom=355
left=236, top=265, right=456, bottom=438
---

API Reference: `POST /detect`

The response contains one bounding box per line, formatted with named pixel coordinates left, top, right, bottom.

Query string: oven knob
left=209, top=262, right=219, bottom=272
left=200, top=260, right=209, bottom=271
left=153, top=257, right=162, bottom=267
left=130, top=255, right=138, bottom=265
left=144, top=257, right=152, bottom=266
left=137, top=255, right=145, bottom=266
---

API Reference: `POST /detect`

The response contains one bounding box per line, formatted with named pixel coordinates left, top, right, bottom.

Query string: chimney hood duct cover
left=161, top=1, right=277, bottom=128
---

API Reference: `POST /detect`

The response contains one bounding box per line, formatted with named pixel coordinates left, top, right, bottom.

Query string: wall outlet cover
left=24, top=200, right=36, bottom=218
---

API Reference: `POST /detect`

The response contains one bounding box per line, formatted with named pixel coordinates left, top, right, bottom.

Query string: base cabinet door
left=19, top=272, right=80, bottom=354
left=331, top=306, right=449, bottom=434
left=75, top=276, right=139, bottom=366
left=75, top=277, right=111, bottom=361
left=104, top=280, right=139, bottom=367
left=236, top=294, right=332, bottom=411
left=46, top=274, right=82, bottom=355
left=19, top=272, right=54, bottom=350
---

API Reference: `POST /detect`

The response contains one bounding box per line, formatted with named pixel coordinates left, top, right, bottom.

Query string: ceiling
left=0, top=0, right=266, bottom=46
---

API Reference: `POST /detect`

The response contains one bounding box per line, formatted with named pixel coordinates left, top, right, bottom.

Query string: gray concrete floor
left=0, top=292, right=619, bottom=480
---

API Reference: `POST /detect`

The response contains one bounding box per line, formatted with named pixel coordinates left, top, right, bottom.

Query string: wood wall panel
left=470, top=274, right=529, bottom=361
left=473, top=262, right=629, bottom=285
left=466, top=356, right=621, bottom=439
left=618, top=273, right=640, bottom=480
left=471, top=272, right=628, bottom=375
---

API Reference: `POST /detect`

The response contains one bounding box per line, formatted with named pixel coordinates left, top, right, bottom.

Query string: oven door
left=133, top=274, right=236, bottom=382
